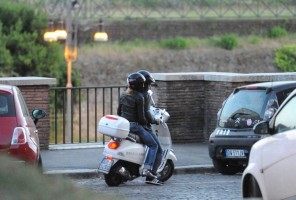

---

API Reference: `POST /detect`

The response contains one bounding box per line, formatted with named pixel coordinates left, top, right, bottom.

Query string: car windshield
left=218, top=89, right=268, bottom=129
left=0, top=94, right=16, bottom=117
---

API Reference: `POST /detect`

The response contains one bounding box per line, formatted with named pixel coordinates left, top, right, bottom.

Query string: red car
left=0, top=85, right=46, bottom=166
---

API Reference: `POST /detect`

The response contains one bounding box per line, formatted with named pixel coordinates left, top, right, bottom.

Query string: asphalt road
left=72, top=173, right=243, bottom=200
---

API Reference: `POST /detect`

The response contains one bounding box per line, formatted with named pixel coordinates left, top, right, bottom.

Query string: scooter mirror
left=148, top=90, right=153, bottom=96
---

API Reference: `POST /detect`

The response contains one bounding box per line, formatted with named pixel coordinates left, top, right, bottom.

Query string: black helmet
left=137, top=70, right=155, bottom=84
left=127, top=72, right=146, bottom=92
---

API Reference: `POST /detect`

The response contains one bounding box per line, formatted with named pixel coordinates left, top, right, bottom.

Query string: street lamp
left=94, top=19, right=108, bottom=42
left=55, top=20, right=67, bottom=40
left=44, top=0, right=108, bottom=143
left=43, top=20, right=57, bottom=42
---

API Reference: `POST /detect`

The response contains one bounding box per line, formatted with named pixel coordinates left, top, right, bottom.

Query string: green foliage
left=0, top=155, right=117, bottom=200
left=0, top=1, right=80, bottom=87
left=0, top=23, right=13, bottom=76
left=160, top=36, right=189, bottom=50
left=274, top=45, right=296, bottom=72
left=267, top=26, right=287, bottom=39
left=248, top=35, right=261, bottom=44
left=217, top=34, right=238, bottom=50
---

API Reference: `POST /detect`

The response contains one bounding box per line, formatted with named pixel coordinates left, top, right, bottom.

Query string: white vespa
left=97, top=94, right=177, bottom=186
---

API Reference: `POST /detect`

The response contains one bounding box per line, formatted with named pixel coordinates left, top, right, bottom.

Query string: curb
left=44, top=165, right=216, bottom=179
left=175, top=165, right=216, bottom=175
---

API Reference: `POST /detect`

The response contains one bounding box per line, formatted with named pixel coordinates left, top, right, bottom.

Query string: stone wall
left=2, top=74, right=296, bottom=146
left=152, top=72, right=296, bottom=143
left=0, top=77, right=56, bottom=149
left=79, top=19, right=296, bottom=43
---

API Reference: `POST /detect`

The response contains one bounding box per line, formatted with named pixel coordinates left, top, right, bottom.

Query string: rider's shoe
left=142, top=169, right=157, bottom=179
left=145, top=177, right=164, bottom=186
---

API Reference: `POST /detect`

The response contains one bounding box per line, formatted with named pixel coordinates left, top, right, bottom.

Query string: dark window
left=0, top=94, right=16, bottom=117
left=274, top=96, right=296, bottom=133
left=276, top=88, right=295, bottom=105
left=218, top=89, right=268, bottom=129
left=16, top=88, right=30, bottom=117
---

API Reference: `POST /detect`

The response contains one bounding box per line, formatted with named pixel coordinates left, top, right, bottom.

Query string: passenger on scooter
left=138, top=70, right=164, bottom=181
left=117, top=72, right=163, bottom=185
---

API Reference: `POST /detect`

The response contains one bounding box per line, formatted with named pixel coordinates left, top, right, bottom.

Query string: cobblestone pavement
left=73, top=173, right=242, bottom=200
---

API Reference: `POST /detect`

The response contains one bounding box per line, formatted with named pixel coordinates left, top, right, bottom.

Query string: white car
left=242, top=89, right=296, bottom=199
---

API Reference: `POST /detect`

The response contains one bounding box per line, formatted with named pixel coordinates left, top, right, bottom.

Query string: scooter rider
left=117, top=72, right=163, bottom=185
left=138, top=70, right=164, bottom=182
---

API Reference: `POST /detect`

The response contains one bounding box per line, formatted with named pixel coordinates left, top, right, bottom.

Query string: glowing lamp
left=43, top=31, right=58, bottom=42
left=94, top=32, right=108, bottom=42
left=55, top=29, right=67, bottom=40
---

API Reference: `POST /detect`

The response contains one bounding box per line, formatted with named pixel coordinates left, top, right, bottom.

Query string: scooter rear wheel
left=104, top=164, right=123, bottom=186
left=158, top=159, right=174, bottom=182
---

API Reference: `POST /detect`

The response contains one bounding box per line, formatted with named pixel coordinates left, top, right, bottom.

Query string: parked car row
left=0, top=85, right=46, bottom=167
left=242, top=87, right=296, bottom=199
left=208, top=81, right=296, bottom=199
left=208, top=81, right=296, bottom=175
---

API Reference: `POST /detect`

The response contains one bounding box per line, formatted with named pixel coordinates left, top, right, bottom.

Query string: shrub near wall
left=275, top=45, right=296, bottom=72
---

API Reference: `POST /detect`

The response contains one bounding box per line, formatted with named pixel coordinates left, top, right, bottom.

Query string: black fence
left=49, top=85, right=126, bottom=145
left=23, top=0, right=296, bottom=20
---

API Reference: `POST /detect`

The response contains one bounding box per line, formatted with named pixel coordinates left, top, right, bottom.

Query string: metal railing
left=49, top=85, right=126, bottom=145
left=20, top=0, right=296, bottom=20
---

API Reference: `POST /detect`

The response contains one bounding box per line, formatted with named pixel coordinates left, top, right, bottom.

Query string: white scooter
left=97, top=96, right=177, bottom=186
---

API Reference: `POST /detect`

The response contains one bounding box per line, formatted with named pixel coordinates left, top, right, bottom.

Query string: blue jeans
left=149, top=130, right=163, bottom=174
left=130, top=124, right=158, bottom=170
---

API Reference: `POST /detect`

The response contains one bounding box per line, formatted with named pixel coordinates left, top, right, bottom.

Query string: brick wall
left=0, top=77, right=56, bottom=149
left=2, top=74, right=296, bottom=146
left=152, top=72, right=296, bottom=143
left=153, top=80, right=205, bottom=143
left=18, top=85, right=50, bottom=149
left=203, top=81, right=258, bottom=140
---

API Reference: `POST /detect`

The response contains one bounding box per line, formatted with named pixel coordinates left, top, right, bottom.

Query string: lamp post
left=64, top=0, right=77, bottom=88
left=44, top=0, right=108, bottom=143
left=64, top=0, right=79, bottom=143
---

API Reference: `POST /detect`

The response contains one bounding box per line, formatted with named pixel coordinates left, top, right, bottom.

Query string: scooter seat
left=126, top=133, right=143, bottom=144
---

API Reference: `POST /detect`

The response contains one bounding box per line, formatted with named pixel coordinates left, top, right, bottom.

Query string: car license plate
left=225, top=149, right=246, bottom=158
left=98, top=158, right=114, bottom=173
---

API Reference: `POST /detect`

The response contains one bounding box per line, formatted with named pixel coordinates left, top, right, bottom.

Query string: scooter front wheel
left=158, top=159, right=174, bottom=182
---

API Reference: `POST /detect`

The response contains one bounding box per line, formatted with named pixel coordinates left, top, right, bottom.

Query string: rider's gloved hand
left=154, top=119, right=161, bottom=125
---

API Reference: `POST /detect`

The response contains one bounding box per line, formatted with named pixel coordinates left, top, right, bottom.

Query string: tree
left=0, top=0, right=80, bottom=87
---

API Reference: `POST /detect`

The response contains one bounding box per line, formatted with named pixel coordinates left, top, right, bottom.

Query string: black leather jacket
left=142, top=91, right=157, bottom=125
left=117, top=90, right=148, bottom=126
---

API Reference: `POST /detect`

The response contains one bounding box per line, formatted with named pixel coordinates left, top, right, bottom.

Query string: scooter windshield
left=150, top=107, right=172, bottom=151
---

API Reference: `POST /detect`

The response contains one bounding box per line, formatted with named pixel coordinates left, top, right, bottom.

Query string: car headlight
left=263, top=108, right=276, bottom=120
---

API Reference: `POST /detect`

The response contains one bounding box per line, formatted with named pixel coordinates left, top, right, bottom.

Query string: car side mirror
left=32, top=109, right=46, bottom=125
left=253, top=121, right=269, bottom=135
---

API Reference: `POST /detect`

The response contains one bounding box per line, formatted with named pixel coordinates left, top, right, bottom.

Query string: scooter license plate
left=98, top=158, right=114, bottom=173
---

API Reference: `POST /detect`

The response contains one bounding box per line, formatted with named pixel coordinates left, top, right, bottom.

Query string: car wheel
left=248, top=176, right=262, bottom=198
left=38, top=154, right=43, bottom=172
left=38, top=154, right=42, bottom=167
left=243, top=175, right=262, bottom=198
left=212, top=159, right=241, bottom=175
